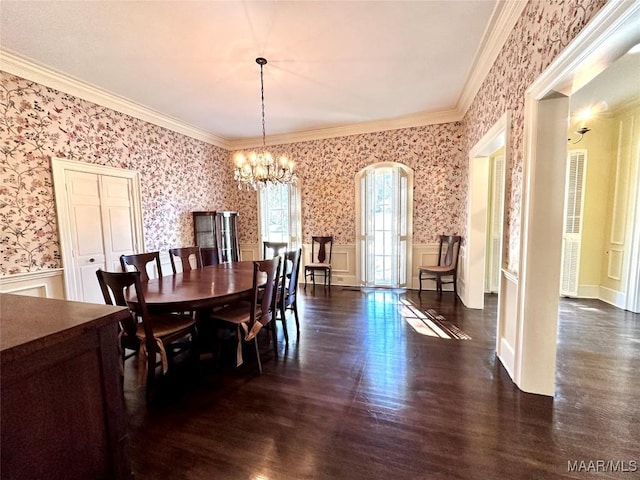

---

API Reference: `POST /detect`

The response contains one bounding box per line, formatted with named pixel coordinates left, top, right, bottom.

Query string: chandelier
left=233, top=57, right=296, bottom=190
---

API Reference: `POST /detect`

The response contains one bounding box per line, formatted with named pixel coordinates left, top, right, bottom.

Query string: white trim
left=457, top=1, right=528, bottom=116
left=1, top=50, right=228, bottom=148
left=607, top=246, right=625, bottom=280
left=502, top=268, right=518, bottom=284
left=0, top=268, right=64, bottom=283
left=0, top=1, right=527, bottom=148
left=515, top=0, right=640, bottom=396
left=228, top=110, right=460, bottom=149
left=599, top=285, right=626, bottom=309
left=466, top=111, right=510, bottom=309
left=0, top=268, right=65, bottom=299
left=51, top=157, right=146, bottom=301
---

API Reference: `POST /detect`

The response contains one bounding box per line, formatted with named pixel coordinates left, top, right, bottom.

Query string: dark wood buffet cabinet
left=0, top=293, right=133, bottom=480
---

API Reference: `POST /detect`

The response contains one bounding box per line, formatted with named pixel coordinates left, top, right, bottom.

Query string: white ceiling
left=1, top=0, right=504, bottom=144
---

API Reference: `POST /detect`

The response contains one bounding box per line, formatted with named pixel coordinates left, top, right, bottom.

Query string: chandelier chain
left=232, top=56, right=296, bottom=190
left=260, top=61, right=266, bottom=149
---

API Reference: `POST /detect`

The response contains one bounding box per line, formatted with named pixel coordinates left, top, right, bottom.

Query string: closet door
left=53, top=159, right=143, bottom=303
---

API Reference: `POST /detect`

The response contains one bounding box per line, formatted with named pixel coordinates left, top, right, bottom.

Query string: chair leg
left=418, top=272, right=423, bottom=295
left=254, top=337, right=262, bottom=374
left=304, top=269, right=308, bottom=289
left=291, top=302, right=300, bottom=337
left=270, top=317, right=278, bottom=353
left=279, top=306, right=289, bottom=344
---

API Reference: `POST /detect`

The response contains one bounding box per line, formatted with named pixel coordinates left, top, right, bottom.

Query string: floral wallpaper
left=0, top=0, right=609, bottom=276
left=234, top=123, right=465, bottom=245
left=0, top=73, right=233, bottom=274
left=460, top=0, right=606, bottom=272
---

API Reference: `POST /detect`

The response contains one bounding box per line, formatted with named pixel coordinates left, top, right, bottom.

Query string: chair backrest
left=201, top=247, right=220, bottom=266
left=96, top=269, right=154, bottom=350
left=169, top=246, right=203, bottom=273
left=250, top=257, right=280, bottom=329
left=438, top=235, right=462, bottom=269
left=120, top=252, right=162, bottom=282
left=282, top=248, right=302, bottom=307
left=263, top=241, right=288, bottom=259
left=311, top=236, right=333, bottom=264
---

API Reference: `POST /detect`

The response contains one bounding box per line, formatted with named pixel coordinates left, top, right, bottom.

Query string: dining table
left=127, top=261, right=265, bottom=314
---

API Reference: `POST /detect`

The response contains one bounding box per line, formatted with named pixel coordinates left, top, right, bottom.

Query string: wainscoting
left=0, top=269, right=66, bottom=299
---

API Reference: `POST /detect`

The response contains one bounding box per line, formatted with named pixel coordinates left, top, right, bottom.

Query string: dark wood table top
left=128, top=261, right=263, bottom=313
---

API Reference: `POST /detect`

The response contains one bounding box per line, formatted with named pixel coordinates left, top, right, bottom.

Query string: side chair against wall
left=120, top=251, right=163, bottom=282
left=209, top=258, right=280, bottom=374
left=95, top=269, right=197, bottom=402
left=263, top=241, right=288, bottom=259
left=418, top=235, right=462, bottom=298
left=275, top=248, right=302, bottom=344
left=201, top=247, right=220, bottom=266
left=304, top=236, right=333, bottom=289
left=169, top=246, right=203, bottom=274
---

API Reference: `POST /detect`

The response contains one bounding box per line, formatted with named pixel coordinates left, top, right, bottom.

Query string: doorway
left=510, top=1, right=640, bottom=395
left=356, top=162, right=413, bottom=288
left=52, top=158, right=145, bottom=303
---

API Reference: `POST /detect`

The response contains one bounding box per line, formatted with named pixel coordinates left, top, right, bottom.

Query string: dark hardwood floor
left=124, top=288, right=640, bottom=479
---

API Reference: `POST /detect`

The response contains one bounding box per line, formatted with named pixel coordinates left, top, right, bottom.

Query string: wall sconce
left=568, top=126, right=591, bottom=144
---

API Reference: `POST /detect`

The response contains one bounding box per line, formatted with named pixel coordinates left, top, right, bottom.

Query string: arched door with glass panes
left=356, top=163, right=413, bottom=288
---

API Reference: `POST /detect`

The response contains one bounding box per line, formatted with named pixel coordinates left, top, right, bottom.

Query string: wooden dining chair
left=263, top=241, right=288, bottom=259
left=304, top=236, right=333, bottom=289
left=274, top=248, right=302, bottom=344
left=201, top=247, right=220, bottom=266
left=169, top=246, right=203, bottom=274
left=120, top=251, right=163, bottom=282
left=209, top=257, right=280, bottom=374
left=418, top=235, right=462, bottom=298
left=96, top=269, right=197, bottom=401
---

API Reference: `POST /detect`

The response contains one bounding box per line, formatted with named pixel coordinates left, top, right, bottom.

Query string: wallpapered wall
left=0, top=0, right=608, bottom=276
left=460, top=0, right=606, bottom=272
left=0, top=74, right=233, bottom=274
left=233, top=124, right=465, bottom=246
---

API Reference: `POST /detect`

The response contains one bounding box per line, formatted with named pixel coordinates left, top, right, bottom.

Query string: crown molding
left=0, top=49, right=230, bottom=148
left=1, top=0, right=527, bottom=151
left=456, top=0, right=528, bottom=117
left=227, top=108, right=461, bottom=150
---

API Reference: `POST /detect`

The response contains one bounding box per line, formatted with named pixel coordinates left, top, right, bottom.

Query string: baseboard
left=497, top=337, right=516, bottom=381
left=599, top=286, right=626, bottom=309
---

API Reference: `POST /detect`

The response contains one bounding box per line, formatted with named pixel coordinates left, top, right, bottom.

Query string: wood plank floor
left=124, top=288, right=640, bottom=479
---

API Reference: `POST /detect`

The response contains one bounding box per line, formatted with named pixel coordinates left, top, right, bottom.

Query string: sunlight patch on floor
left=399, top=299, right=472, bottom=340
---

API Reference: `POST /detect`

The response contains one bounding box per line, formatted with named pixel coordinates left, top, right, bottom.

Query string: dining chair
left=209, top=257, right=280, bottom=374
left=169, top=246, right=203, bottom=274
left=275, top=248, right=302, bottom=344
left=120, top=251, right=163, bottom=282
left=418, top=235, right=462, bottom=298
left=263, top=241, right=288, bottom=259
left=201, top=247, right=220, bottom=266
left=96, top=269, right=197, bottom=401
left=304, top=236, right=333, bottom=289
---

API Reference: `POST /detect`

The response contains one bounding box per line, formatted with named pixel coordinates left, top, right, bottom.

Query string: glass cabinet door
left=193, top=211, right=239, bottom=263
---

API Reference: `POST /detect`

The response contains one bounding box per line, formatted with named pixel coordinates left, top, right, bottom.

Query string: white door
left=357, top=163, right=412, bottom=288
left=53, top=158, right=144, bottom=303
left=66, top=171, right=109, bottom=303
left=486, top=153, right=505, bottom=293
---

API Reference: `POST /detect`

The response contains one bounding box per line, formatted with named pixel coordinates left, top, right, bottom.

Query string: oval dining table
left=127, top=261, right=265, bottom=314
